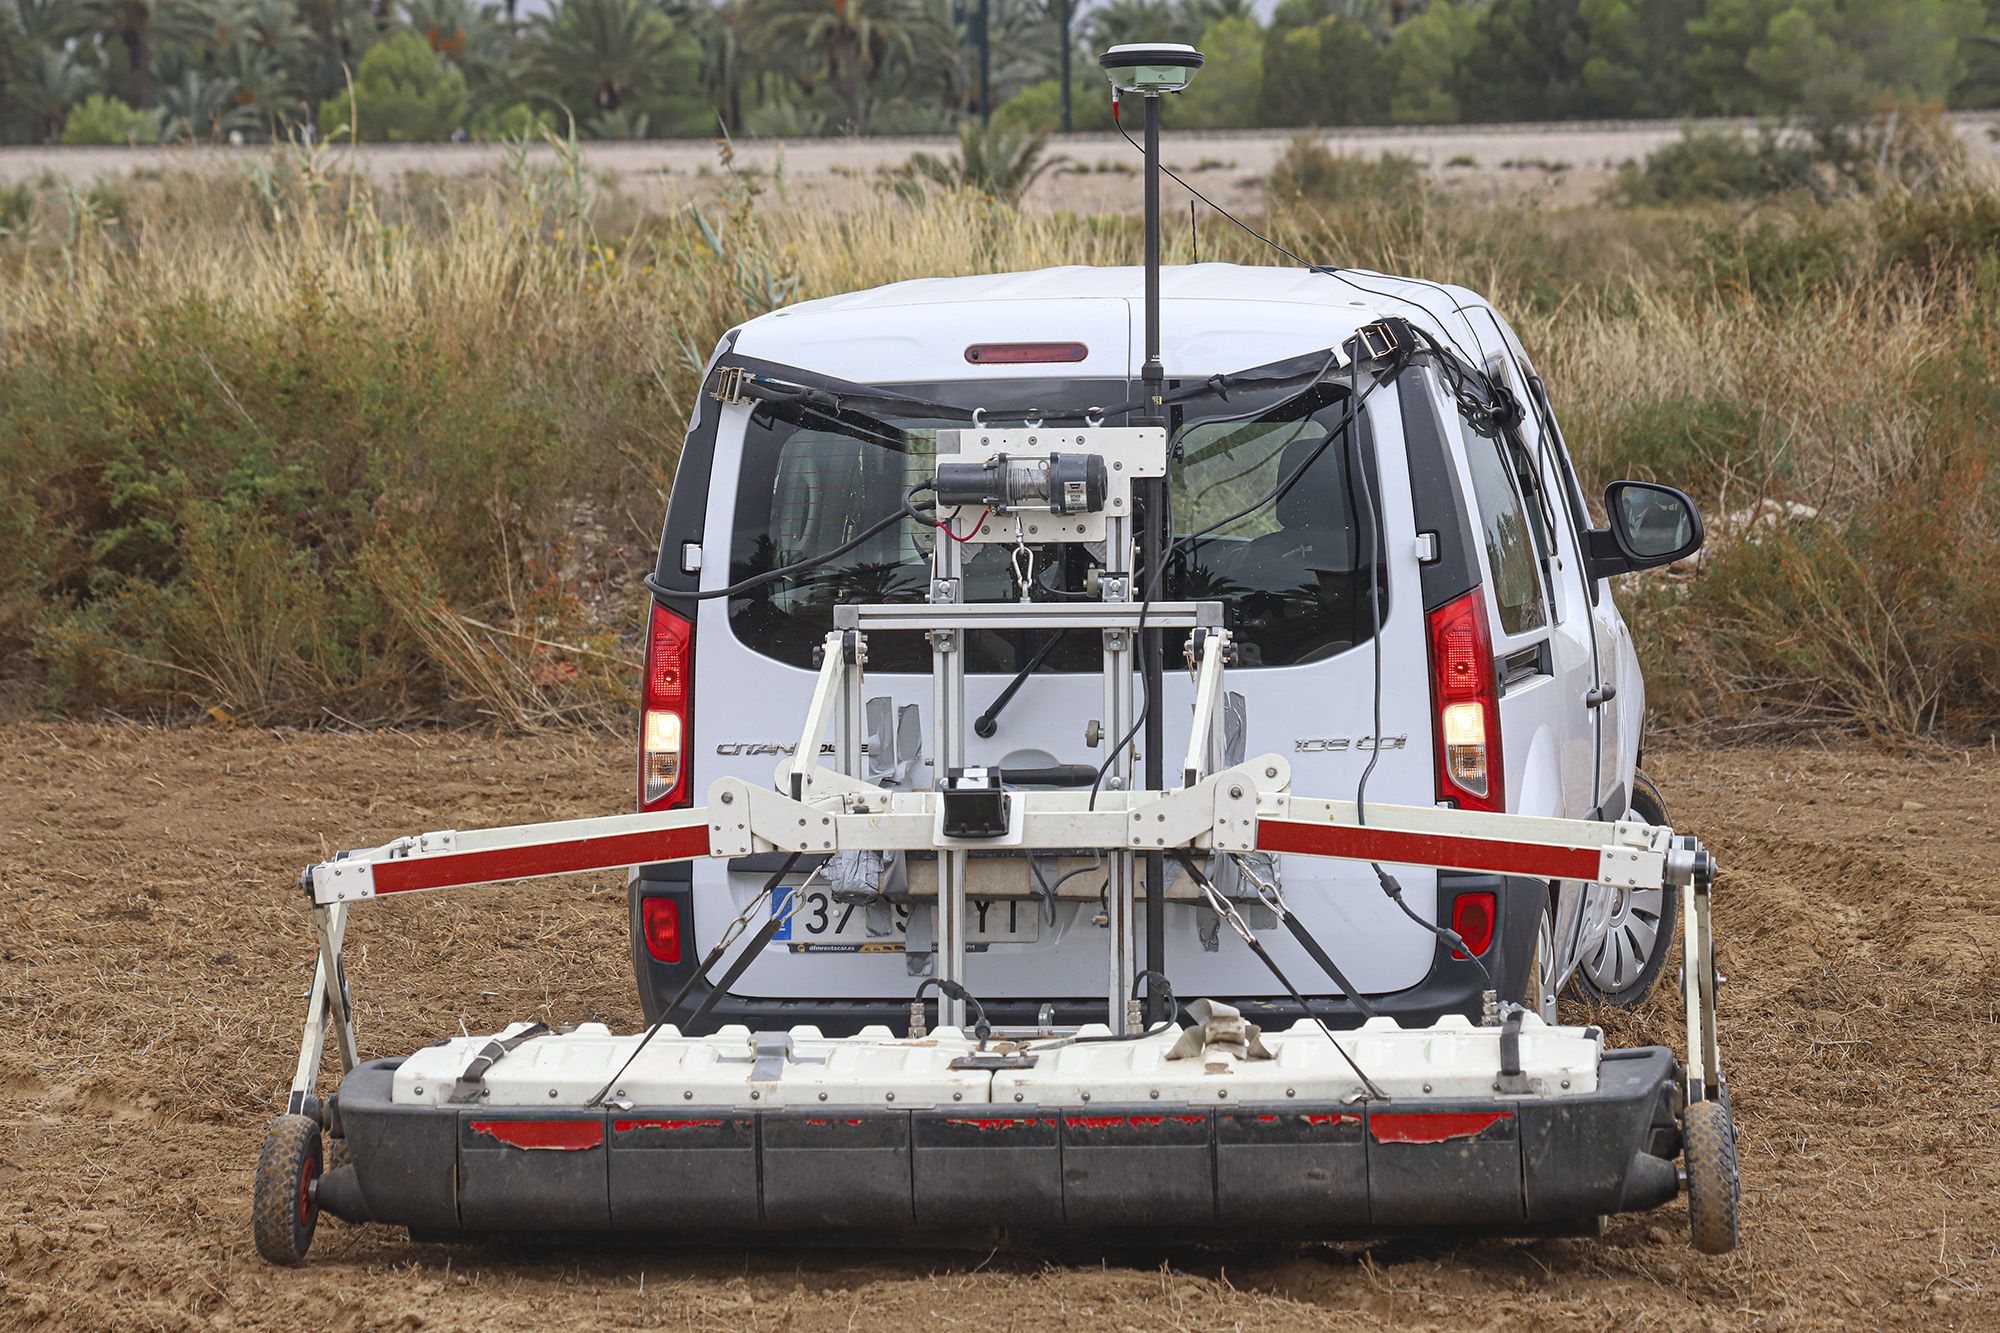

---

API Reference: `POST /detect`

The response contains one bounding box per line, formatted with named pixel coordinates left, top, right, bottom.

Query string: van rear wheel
left=1575, top=775, right=1679, bottom=1007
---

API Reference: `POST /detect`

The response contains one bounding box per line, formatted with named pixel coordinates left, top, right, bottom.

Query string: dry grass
left=0, top=143, right=1995, bottom=737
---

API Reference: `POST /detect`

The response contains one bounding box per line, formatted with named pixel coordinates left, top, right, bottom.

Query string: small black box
left=941, top=768, right=1010, bottom=839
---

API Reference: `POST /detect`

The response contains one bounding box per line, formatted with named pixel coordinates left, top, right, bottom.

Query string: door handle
left=1585, top=684, right=1617, bottom=709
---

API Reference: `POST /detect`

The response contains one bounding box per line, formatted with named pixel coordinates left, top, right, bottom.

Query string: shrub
left=318, top=33, right=469, bottom=142
left=1610, top=130, right=1817, bottom=205
left=1266, top=134, right=1426, bottom=207
left=62, top=95, right=155, bottom=147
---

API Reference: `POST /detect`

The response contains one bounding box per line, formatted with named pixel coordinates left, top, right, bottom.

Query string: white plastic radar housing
left=1098, top=43, right=1204, bottom=93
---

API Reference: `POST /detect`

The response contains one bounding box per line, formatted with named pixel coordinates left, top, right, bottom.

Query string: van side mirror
left=1586, top=481, right=1704, bottom=580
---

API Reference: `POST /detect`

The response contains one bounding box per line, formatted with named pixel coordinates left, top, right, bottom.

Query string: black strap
left=446, top=1022, right=551, bottom=1104
left=1496, top=1005, right=1531, bottom=1094
left=674, top=910, right=790, bottom=1035
left=1278, top=911, right=1380, bottom=1020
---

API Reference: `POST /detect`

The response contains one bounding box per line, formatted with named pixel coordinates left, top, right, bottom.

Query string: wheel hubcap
left=1580, top=882, right=1663, bottom=994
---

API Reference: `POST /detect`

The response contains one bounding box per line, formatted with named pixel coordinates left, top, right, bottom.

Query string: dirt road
left=1, top=724, right=1995, bottom=1329
left=10, top=114, right=1999, bottom=214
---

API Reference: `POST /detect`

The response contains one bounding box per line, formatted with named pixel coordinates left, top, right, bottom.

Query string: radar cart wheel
left=253, top=1114, right=323, bottom=1265
left=1683, top=1095, right=1739, bottom=1255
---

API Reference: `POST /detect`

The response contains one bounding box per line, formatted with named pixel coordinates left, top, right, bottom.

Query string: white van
left=627, top=263, right=1703, bottom=1034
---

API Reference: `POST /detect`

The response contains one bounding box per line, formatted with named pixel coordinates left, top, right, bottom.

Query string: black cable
left=914, top=977, right=990, bottom=1046
left=1346, top=369, right=1494, bottom=993
left=644, top=478, right=932, bottom=600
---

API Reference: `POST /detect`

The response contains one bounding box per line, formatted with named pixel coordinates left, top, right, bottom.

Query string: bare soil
left=2, top=724, right=1996, bottom=1330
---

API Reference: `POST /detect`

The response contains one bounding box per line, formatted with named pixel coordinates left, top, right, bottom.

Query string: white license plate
left=772, top=885, right=1040, bottom=952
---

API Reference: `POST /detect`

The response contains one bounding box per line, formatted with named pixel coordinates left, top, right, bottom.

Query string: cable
left=647, top=491, right=926, bottom=605
left=913, top=977, right=991, bottom=1046
left=1347, top=365, right=1494, bottom=993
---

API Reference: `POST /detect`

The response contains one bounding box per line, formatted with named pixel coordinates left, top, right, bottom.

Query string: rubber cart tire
left=1684, top=1096, right=1740, bottom=1255
left=253, top=1114, right=323, bottom=1265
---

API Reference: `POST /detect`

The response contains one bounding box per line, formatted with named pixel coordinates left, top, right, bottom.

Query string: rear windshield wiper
left=973, top=630, right=1067, bottom=738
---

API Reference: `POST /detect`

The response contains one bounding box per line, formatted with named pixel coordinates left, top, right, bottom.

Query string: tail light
left=1426, top=590, right=1504, bottom=812
left=640, top=601, right=692, bottom=810
left=640, top=897, right=683, bottom=963
left=1450, top=890, right=1497, bottom=958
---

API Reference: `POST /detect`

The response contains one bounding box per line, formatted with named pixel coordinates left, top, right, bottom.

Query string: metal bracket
left=706, top=778, right=837, bottom=857
left=710, top=365, right=751, bottom=405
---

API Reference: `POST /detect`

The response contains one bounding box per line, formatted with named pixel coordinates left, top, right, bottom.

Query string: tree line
left=4, top=0, right=1996, bottom=145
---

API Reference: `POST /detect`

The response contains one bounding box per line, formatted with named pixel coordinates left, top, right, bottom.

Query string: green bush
left=61, top=95, right=155, bottom=147
left=1610, top=130, right=1817, bottom=205
left=1266, top=134, right=1426, bottom=207
left=318, top=33, right=469, bottom=142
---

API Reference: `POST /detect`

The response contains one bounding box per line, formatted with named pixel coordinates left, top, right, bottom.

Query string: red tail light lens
left=964, top=342, right=1089, bottom=364
left=640, top=601, right=692, bottom=810
left=1450, top=891, right=1497, bottom=958
left=641, top=897, right=683, bottom=963
left=1426, top=590, right=1504, bottom=812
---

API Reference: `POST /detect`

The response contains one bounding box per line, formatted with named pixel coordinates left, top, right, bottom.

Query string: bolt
left=684, top=1090, right=693, bottom=1100
left=1015, top=1092, right=1025, bottom=1102
left=1080, top=1091, right=1091, bottom=1102
left=413, top=1087, right=424, bottom=1096
left=1229, top=786, right=1244, bottom=800
left=1285, top=1088, right=1295, bottom=1098
left=549, top=1089, right=558, bottom=1098
left=1422, top=1082, right=1433, bottom=1094
left=886, top=1092, right=895, bottom=1102
left=1493, top=1082, right=1502, bottom=1092
left=1149, top=1089, right=1159, bottom=1100
left=953, top=1092, right=963, bottom=1102
left=1218, top=1089, right=1228, bottom=1099
left=720, top=791, right=735, bottom=805
left=1266, top=766, right=1279, bottom=779
left=818, top=1091, right=828, bottom=1101
left=1561, top=1079, right=1571, bottom=1090
left=751, top=1090, right=760, bottom=1100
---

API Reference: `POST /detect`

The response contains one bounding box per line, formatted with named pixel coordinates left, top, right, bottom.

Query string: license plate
left=772, top=885, right=1040, bottom=952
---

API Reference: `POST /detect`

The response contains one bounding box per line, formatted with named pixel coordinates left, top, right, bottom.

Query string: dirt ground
left=1, top=723, right=1995, bottom=1330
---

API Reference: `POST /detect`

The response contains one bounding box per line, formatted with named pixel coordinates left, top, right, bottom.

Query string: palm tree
left=157, top=65, right=259, bottom=139
left=904, top=119, right=1063, bottom=204
left=401, top=0, right=507, bottom=74
left=21, top=45, right=91, bottom=140
left=744, top=0, right=936, bottom=133
left=521, top=0, right=680, bottom=114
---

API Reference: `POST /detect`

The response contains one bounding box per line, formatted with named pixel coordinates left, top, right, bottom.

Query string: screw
left=1422, top=1082, right=1433, bottom=1094
left=1218, top=1089, right=1228, bottom=1099
left=1266, top=766, right=1279, bottom=779
left=1149, top=1089, right=1159, bottom=1100
left=953, top=1092, right=963, bottom=1101
left=1561, top=1079, right=1571, bottom=1090
left=886, top=1092, right=895, bottom=1102
left=1285, top=1088, right=1295, bottom=1098
left=818, top=1091, right=828, bottom=1101
left=549, top=1089, right=558, bottom=1099
left=413, top=1087, right=424, bottom=1096
left=750, top=1090, right=760, bottom=1100
left=684, top=1090, right=693, bottom=1100
left=1229, top=786, right=1244, bottom=800
left=720, top=792, right=735, bottom=805
left=1015, top=1092, right=1025, bottom=1102
left=1080, top=1091, right=1091, bottom=1102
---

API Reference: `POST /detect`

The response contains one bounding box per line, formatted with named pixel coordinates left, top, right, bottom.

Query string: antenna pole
left=1139, top=89, right=1167, bottom=1025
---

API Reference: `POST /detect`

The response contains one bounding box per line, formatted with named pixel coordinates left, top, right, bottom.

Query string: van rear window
left=725, top=381, right=1383, bottom=671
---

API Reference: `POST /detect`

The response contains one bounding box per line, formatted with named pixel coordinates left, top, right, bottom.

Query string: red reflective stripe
left=1065, top=1115, right=1166, bottom=1130
left=1368, top=1111, right=1511, bottom=1144
left=469, top=1120, right=604, bottom=1151
left=948, top=1118, right=1057, bottom=1131
left=614, top=1119, right=724, bottom=1133
left=1256, top=819, right=1601, bottom=882
left=373, top=823, right=711, bottom=894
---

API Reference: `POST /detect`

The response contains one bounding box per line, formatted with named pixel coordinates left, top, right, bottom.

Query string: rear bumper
left=627, top=865, right=1543, bottom=1034
left=320, top=1046, right=1682, bottom=1239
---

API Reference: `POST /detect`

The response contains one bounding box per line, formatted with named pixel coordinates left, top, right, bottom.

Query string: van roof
left=732, top=262, right=1502, bottom=385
